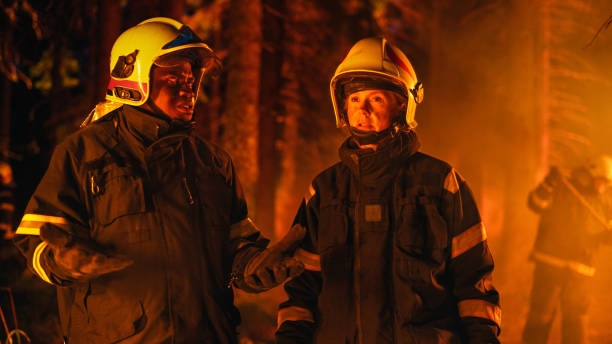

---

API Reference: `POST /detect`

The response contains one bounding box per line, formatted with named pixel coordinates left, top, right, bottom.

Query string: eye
left=350, top=95, right=360, bottom=102
left=372, top=95, right=385, bottom=103
left=166, top=76, right=178, bottom=86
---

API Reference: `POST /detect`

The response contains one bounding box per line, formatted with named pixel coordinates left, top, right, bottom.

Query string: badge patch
left=364, top=204, right=382, bottom=222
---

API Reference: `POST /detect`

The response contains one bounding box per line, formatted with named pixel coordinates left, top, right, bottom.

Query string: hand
left=243, top=224, right=306, bottom=292
left=40, top=223, right=133, bottom=281
left=544, top=166, right=562, bottom=187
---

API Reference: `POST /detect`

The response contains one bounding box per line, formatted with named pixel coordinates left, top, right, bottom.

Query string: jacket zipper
left=354, top=165, right=363, bottom=344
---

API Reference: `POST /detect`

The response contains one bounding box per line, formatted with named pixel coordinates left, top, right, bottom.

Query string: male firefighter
left=275, top=37, right=501, bottom=343
left=15, top=17, right=304, bottom=344
left=522, top=156, right=612, bottom=344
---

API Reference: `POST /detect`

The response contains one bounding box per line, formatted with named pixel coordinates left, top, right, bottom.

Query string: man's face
left=148, top=59, right=196, bottom=121
left=346, top=89, right=404, bottom=132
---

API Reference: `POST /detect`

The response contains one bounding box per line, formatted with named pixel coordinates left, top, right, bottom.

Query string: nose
left=179, top=80, right=195, bottom=97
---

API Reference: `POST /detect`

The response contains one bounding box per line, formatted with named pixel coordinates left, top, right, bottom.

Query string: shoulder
left=52, top=115, right=118, bottom=165
left=311, top=161, right=348, bottom=189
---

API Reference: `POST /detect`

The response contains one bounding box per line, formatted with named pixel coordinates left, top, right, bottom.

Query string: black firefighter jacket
left=527, top=172, right=612, bottom=277
left=276, top=131, right=501, bottom=344
left=15, top=105, right=266, bottom=344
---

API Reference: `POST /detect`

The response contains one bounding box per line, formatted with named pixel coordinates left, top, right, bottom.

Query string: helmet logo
left=385, top=43, right=414, bottom=80
left=111, top=49, right=139, bottom=78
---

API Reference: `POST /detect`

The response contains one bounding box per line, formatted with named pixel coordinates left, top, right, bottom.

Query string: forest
left=2, top=0, right=612, bottom=342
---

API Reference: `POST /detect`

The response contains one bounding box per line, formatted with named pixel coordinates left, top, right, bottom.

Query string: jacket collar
left=339, top=130, right=420, bottom=184
left=120, top=105, right=194, bottom=147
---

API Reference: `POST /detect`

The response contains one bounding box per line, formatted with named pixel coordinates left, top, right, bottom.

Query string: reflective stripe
left=452, top=222, right=487, bottom=258
left=305, top=184, right=316, bottom=203
left=32, top=242, right=54, bottom=285
left=16, top=214, right=69, bottom=236
left=229, top=217, right=259, bottom=240
left=22, top=214, right=67, bottom=224
left=294, top=248, right=321, bottom=271
left=444, top=170, right=459, bottom=194
left=0, top=202, right=15, bottom=211
left=458, top=299, right=501, bottom=326
left=531, top=251, right=595, bottom=277
left=277, top=306, right=314, bottom=328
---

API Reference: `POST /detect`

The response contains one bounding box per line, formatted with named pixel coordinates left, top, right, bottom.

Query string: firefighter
left=522, top=156, right=612, bottom=344
left=14, top=17, right=304, bottom=344
left=276, top=37, right=501, bottom=343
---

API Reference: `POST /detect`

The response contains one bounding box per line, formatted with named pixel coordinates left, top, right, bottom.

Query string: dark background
left=2, top=0, right=612, bottom=342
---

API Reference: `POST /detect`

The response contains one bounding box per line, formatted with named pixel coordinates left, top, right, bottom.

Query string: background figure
left=14, top=17, right=303, bottom=344
left=522, top=155, right=612, bottom=344
left=276, top=37, right=500, bottom=344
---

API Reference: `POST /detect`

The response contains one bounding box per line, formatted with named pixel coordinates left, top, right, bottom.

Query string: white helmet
left=330, top=37, right=423, bottom=129
left=586, top=154, right=612, bottom=182
left=106, top=17, right=220, bottom=106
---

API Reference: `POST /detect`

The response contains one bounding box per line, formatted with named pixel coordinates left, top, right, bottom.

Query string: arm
left=14, top=143, right=90, bottom=285
left=527, top=166, right=561, bottom=213
left=276, top=186, right=322, bottom=344
left=443, top=169, right=501, bottom=343
left=225, top=158, right=304, bottom=293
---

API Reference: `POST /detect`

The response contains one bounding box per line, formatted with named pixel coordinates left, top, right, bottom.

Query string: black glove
left=243, top=224, right=306, bottom=292
left=40, top=223, right=133, bottom=281
left=544, top=166, right=562, bottom=188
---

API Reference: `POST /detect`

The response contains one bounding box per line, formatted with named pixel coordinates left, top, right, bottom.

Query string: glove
left=40, top=223, right=133, bottom=281
left=243, top=224, right=306, bottom=292
left=544, top=166, right=562, bottom=188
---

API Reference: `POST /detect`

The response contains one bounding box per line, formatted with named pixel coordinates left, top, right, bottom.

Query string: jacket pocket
left=82, top=280, right=147, bottom=343
left=317, top=198, right=348, bottom=253
left=90, top=166, right=147, bottom=227
left=394, top=196, right=452, bottom=324
left=396, top=196, right=449, bottom=264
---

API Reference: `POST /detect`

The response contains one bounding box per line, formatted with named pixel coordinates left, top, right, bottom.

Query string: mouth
left=177, top=102, right=194, bottom=114
left=355, top=123, right=374, bottom=131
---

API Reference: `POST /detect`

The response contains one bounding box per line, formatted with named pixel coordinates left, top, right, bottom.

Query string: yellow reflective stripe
left=16, top=214, right=69, bottom=236
left=229, top=217, right=259, bottom=240
left=15, top=227, right=41, bottom=235
left=458, top=299, right=501, bottom=326
left=444, top=170, right=459, bottom=194
left=22, top=214, right=67, bottom=224
left=294, top=248, right=321, bottom=271
left=277, top=306, right=314, bottom=328
left=305, top=184, right=316, bottom=203
left=0, top=202, right=15, bottom=211
left=452, top=222, right=487, bottom=258
left=531, top=251, right=595, bottom=277
left=32, top=242, right=54, bottom=285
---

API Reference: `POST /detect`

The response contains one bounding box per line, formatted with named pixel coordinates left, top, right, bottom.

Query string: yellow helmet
left=106, top=17, right=220, bottom=107
left=330, top=37, right=423, bottom=129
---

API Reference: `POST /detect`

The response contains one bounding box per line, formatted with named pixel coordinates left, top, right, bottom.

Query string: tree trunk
left=96, top=0, right=122, bottom=103
left=224, top=0, right=262, bottom=217
left=256, top=0, right=284, bottom=238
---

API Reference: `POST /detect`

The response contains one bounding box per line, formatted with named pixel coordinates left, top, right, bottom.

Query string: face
left=346, top=89, right=404, bottom=132
left=147, top=60, right=196, bottom=121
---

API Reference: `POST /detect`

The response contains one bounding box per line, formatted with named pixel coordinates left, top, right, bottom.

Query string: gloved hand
left=243, top=224, right=306, bottom=292
left=40, top=223, right=133, bottom=281
left=544, top=165, right=562, bottom=187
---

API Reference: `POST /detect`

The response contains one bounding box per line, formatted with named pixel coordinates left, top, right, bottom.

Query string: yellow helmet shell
left=330, top=37, right=423, bottom=128
left=106, top=17, right=218, bottom=106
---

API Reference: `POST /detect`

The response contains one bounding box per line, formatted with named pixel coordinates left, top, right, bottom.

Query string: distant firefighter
left=522, top=155, right=612, bottom=344
left=14, top=17, right=304, bottom=344
left=275, top=37, right=501, bottom=343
